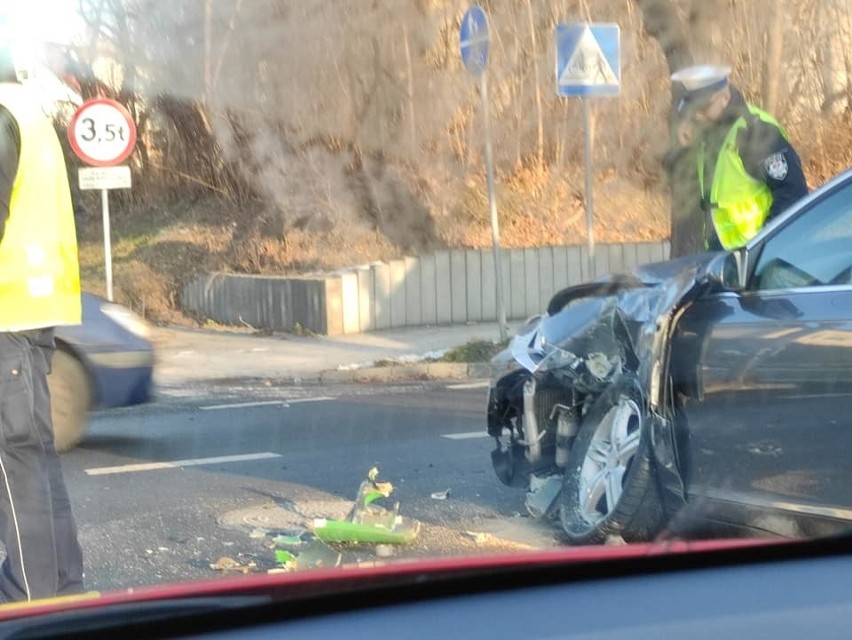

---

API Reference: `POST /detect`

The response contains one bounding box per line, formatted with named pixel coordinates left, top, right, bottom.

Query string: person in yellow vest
left=0, top=49, right=84, bottom=602
left=670, top=65, right=808, bottom=251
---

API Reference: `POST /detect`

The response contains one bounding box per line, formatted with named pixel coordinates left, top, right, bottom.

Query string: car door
left=675, top=177, right=852, bottom=536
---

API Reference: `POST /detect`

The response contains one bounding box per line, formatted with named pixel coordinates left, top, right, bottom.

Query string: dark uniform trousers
left=0, top=329, right=83, bottom=601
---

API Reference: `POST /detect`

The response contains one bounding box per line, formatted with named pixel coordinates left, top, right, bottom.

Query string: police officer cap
left=671, top=65, right=731, bottom=112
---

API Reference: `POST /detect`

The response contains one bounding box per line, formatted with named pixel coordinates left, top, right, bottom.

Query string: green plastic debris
left=275, top=549, right=296, bottom=566
left=353, top=466, right=394, bottom=511
left=273, top=535, right=305, bottom=548
left=310, top=467, right=421, bottom=546
left=313, top=518, right=419, bottom=545
left=294, top=540, right=342, bottom=570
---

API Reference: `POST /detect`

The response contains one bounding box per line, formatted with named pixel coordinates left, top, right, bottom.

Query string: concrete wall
left=181, top=274, right=339, bottom=334
left=181, top=241, right=670, bottom=336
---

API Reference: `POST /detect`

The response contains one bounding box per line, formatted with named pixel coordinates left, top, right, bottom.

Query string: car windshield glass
left=1, top=0, right=852, bottom=623
left=754, top=181, right=852, bottom=288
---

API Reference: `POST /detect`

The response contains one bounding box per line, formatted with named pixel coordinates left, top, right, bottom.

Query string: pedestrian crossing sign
left=556, top=24, right=621, bottom=97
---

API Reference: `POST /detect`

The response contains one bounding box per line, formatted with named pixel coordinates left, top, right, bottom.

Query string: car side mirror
left=705, top=249, right=748, bottom=291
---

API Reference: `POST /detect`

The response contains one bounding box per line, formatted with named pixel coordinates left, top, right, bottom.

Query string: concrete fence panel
left=607, top=244, right=624, bottom=275
left=593, top=246, right=609, bottom=280
left=435, top=251, right=452, bottom=324
left=538, top=247, right=554, bottom=311
left=636, top=243, right=654, bottom=265
left=568, top=246, right=584, bottom=285
left=509, top=249, right=526, bottom=320
left=390, top=259, right=407, bottom=328
left=372, top=263, right=392, bottom=330
left=501, top=251, right=511, bottom=321
left=341, top=272, right=360, bottom=335
left=466, top=250, right=483, bottom=323
left=357, top=268, right=374, bottom=333
left=553, top=246, right=569, bottom=292
left=623, top=243, right=639, bottom=270
left=524, top=248, right=540, bottom=317
left=481, top=250, right=496, bottom=321
left=404, top=257, right=422, bottom=328
left=450, top=250, right=467, bottom=324
left=420, top=253, right=437, bottom=327
left=182, top=241, right=675, bottom=336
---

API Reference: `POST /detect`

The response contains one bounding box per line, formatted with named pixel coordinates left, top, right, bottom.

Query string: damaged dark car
left=488, top=169, right=852, bottom=545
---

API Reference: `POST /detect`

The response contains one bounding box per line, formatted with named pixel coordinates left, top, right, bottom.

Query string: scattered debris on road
left=463, top=531, right=493, bottom=545
left=210, top=556, right=257, bottom=574
left=273, top=534, right=305, bottom=547
left=241, top=468, right=421, bottom=573
left=294, top=540, right=342, bottom=570
left=313, top=466, right=420, bottom=544
left=524, top=475, right=562, bottom=519
left=274, top=549, right=297, bottom=569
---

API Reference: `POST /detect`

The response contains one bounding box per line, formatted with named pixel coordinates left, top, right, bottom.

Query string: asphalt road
left=61, top=381, right=561, bottom=593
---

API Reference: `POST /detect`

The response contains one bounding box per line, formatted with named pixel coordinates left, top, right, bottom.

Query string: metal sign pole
left=480, top=71, right=507, bottom=342
left=101, top=188, right=113, bottom=301
left=581, top=97, right=595, bottom=278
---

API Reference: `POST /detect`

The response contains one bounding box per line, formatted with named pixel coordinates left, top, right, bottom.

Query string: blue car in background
left=51, top=293, right=155, bottom=451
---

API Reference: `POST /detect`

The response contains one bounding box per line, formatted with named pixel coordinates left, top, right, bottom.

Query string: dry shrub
left=227, top=224, right=401, bottom=275
left=436, top=163, right=668, bottom=250
left=114, top=261, right=177, bottom=324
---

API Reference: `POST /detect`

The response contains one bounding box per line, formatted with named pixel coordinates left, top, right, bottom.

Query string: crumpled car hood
left=511, top=252, right=720, bottom=403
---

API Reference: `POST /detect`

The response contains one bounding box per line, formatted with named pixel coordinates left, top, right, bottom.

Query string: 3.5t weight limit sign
left=68, top=99, right=137, bottom=303
left=68, top=99, right=137, bottom=167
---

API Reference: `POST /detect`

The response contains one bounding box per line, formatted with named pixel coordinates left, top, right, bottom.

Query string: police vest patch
left=765, top=152, right=788, bottom=181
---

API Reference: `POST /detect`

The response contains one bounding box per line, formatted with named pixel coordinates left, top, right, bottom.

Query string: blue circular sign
left=460, top=6, right=490, bottom=76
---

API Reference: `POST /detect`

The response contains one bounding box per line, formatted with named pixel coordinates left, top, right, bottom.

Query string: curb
left=318, top=362, right=491, bottom=384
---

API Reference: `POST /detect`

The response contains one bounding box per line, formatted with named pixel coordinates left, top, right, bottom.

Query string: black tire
left=48, top=350, right=92, bottom=453
left=559, top=375, right=664, bottom=545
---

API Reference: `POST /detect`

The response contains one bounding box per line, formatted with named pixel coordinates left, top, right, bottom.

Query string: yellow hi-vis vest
left=0, top=83, right=81, bottom=331
left=698, top=105, right=788, bottom=250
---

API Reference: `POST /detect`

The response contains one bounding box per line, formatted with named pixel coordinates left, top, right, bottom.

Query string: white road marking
left=442, top=431, right=490, bottom=440
left=200, top=400, right=286, bottom=411
left=85, top=452, right=283, bottom=476
left=446, top=381, right=490, bottom=390
left=200, top=397, right=334, bottom=411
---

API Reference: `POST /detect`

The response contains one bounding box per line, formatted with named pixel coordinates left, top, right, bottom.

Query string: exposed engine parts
left=486, top=257, right=707, bottom=538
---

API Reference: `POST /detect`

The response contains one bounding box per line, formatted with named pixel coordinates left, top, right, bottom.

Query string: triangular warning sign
left=559, top=27, right=618, bottom=86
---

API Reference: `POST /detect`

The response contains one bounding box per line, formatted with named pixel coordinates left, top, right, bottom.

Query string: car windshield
left=1, top=0, right=852, bottom=619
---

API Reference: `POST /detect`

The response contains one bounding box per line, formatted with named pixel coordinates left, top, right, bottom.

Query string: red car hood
left=0, top=538, right=777, bottom=622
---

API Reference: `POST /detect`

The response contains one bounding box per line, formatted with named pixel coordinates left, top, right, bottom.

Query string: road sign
left=556, top=24, right=620, bottom=97
left=460, top=5, right=490, bottom=76
left=458, top=5, right=506, bottom=339
left=79, top=166, right=132, bottom=191
left=68, top=99, right=137, bottom=167
left=69, top=100, right=136, bottom=302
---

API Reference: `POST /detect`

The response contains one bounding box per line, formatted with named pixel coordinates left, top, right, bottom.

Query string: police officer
left=0, top=48, right=84, bottom=602
left=670, top=65, right=808, bottom=251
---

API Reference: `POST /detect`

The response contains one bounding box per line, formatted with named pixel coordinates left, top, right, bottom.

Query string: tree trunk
left=763, top=0, right=784, bottom=113
left=635, top=0, right=692, bottom=74
left=634, top=0, right=703, bottom=258
left=526, top=0, right=544, bottom=167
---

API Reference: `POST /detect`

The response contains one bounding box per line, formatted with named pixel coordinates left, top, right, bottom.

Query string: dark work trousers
left=0, top=329, right=84, bottom=602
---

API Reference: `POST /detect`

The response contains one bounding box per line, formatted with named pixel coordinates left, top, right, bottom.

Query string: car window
left=752, top=182, right=852, bottom=290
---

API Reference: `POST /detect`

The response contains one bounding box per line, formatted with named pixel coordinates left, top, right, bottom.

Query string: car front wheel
left=48, top=349, right=92, bottom=453
left=559, top=375, right=664, bottom=544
